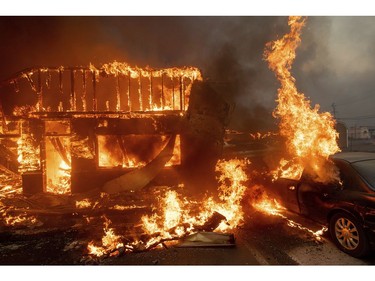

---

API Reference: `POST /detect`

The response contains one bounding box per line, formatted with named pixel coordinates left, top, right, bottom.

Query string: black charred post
left=92, top=71, right=97, bottom=111
left=70, top=70, right=76, bottom=111
left=59, top=69, right=63, bottom=95
left=179, top=76, right=183, bottom=110
left=116, top=75, right=121, bottom=111
left=161, top=72, right=164, bottom=109
left=22, top=119, right=46, bottom=196
left=37, top=69, right=43, bottom=111
left=128, top=73, right=132, bottom=111
left=0, top=143, right=19, bottom=174
left=82, top=70, right=87, bottom=111
left=70, top=118, right=97, bottom=194
left=138, top=71, right=143, bottom=111
left=181, top=81, right=230, bottom=197
left=172, top=77, right=175, bottom=109
left=149, top=71, right=153, bottom=110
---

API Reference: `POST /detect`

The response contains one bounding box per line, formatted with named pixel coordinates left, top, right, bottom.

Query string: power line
left=337, top=115, right=375, bottom=120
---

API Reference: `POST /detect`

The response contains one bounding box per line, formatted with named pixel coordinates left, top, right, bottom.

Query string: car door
left=271, top=177, right=301, bottom=214
left=298, top=173, right=340, bottom=222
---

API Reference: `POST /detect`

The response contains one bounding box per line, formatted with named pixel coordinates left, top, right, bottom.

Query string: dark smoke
left=1, top=16, right=373, bottom=130
left=293, top=17, right=375, bottom=127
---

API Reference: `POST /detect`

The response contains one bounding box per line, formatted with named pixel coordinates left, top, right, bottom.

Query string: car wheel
left=329, top=212, right=370, bottom=258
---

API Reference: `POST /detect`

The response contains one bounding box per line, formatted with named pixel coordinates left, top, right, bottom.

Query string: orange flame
left=88, top=158, right=250, bottom=257
left=76, top=198, right=92, bottom=209
left=87, top=216, right=125, bottom=257
left=17, top=122, right=40, bottom=174
left=264, top=16, right=340, bottom=183
left=2, top=211, right=40, bottom=227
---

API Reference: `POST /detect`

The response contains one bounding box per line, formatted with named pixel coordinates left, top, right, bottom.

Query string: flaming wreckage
left=0, top=62, right=229, bottom=196
left=0, top=62, right=241, bottom=261
left=0, top=18, right=337, bottom=263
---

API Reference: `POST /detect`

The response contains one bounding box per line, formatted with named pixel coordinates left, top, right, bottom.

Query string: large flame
left=264, top=16, right=340, bottom=183
left=87, top=216, right=125, bottom=257
left=87, top=158, right=249, bottom=257
left=17, top=122, right=40, bottom=174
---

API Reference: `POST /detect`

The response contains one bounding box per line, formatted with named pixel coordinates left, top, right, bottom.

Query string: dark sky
left=0, top=16, right=374, bottom=130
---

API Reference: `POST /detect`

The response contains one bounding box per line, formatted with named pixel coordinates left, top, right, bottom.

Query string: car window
left=300, top=168, right=339, bottom=192
left=352, top=160, right=375, bottom=191
left=334, top=160, right=360, bottom=191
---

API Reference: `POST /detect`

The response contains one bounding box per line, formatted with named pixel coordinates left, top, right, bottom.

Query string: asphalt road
left=100, top=209, right=375, bottom=265
left=1, top=205, right=374, bottom=265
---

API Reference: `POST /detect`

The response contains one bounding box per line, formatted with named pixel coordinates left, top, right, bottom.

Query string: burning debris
left=86, top=158, right=249, bottom=258
left=0, top=17, right=345, bottom=264
left=0, top=61, right=228, bottom=196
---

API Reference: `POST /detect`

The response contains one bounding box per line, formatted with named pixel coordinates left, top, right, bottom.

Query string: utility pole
left=331, top=103, right=336, bottom=118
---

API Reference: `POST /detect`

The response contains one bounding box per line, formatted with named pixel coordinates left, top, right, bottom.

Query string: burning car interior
left=0, top=15, right=375, bottom=266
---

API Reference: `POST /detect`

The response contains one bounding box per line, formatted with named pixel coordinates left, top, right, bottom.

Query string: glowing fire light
left=2, top=212, right=39, bottom=227
left=264, top=16, right=340, bottom=183
left=46, top=158, right=71, bottom=194
left=17, top=122, right=40, bottom=174
left=76, top=199, right=92, bottom=209
left=87, top=216, right=126, bottom=257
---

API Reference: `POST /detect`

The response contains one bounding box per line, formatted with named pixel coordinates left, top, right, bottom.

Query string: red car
left=265, top=152, right=375, bottom=257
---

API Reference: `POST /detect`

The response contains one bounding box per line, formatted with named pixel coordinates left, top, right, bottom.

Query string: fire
left=141, top=158, right=249, bottom=239
left=2, top=211, right=39, bottom=227
left=87, top=216, right=127, bottom=257
left=94, top=61, right=202, bottom=111
left=109, top=204, right=146, bottom=211
left=264, top=16, right=340, bottom=183
left=249, top=131, right=276, bottom=140
left=87, top=158, right=250, bottom=257
left=100, top=61, right=202, bottom=81
left=251, top=187, right=327, bottom=241
left=46, top=158, right=71, bottom=194
left=17, top=122, right=40, bottom=174
left=210, top=158, right=249, bottom=230
left=141, top=190, right=191, bottom=247
left=76, top=199, right=92, bottom=209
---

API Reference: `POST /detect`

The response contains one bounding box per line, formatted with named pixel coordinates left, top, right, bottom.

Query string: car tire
left=329, top=212, right=370, bottom=258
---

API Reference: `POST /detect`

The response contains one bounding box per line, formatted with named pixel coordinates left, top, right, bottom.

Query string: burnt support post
left=92, top=71, right=97, bottom=111
left=59, top=69, right=63, bottom=94
left=116, top=75, right=121, bottom=111
left=138, top=71, right=143, bottom=111
left=127, top=74, right=132, bottom=111
left=149, top=71, right=153, bottom=110
left=70, top=70, right=76, bottom=111
left=21, top=119, right=46, bottom=195
left=82, top=70, right=87, bottom=111
left=179, top=76, right=183, bottom=111
left=37, top=69, right=43, bottom=111
left=161, top=72, right=164, bottom=109
left=59, top=69, right=64, bottom=111
left=172, top=76, right=175, bottom=110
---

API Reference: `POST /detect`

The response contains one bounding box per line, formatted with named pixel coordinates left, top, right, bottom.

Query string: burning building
left=0, top=61, right=230, bottom=196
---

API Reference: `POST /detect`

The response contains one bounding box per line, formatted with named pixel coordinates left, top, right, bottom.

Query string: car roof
left=332, top=152, right=375, bottom=163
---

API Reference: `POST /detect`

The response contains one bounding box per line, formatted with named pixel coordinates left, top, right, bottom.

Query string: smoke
left=1, top=16, right=373, bottom=130
left=294, top=17, right=375, bottom=127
